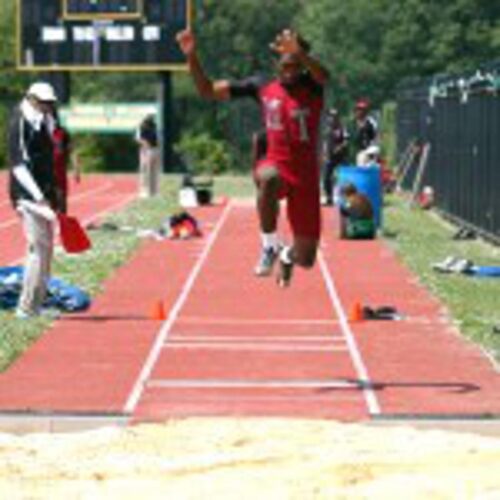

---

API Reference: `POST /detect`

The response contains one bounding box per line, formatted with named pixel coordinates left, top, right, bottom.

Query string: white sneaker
left=276, top=247, right=294, bottom=288
left=15, top=307, right=60, bottom=320
left=254, top=246, right=280, bottom=276
left=15, top=308, right=35, bottom=320
left=450, top=259, right=473, bottom=273
left=432, top=256, right=458, bottom=273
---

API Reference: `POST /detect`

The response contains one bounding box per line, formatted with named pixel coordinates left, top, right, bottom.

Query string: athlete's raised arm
left=176, top=29, right=231, bottom=101
left=270, top=29, right=329, bottom=86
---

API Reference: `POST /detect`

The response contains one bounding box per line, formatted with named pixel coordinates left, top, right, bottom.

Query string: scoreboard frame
left=62, top=1, right=144, bottom=21
left=16, top=0, right=192, bottom=72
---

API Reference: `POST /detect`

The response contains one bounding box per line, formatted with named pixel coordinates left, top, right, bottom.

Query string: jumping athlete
left=177, top=28, right=329, bottom=287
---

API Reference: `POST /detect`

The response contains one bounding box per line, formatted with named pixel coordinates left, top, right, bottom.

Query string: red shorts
left=254, top=159, right=321, bottom=240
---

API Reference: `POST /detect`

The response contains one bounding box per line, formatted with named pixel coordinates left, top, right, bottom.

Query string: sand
left=0, top=419, right=499, bottom=499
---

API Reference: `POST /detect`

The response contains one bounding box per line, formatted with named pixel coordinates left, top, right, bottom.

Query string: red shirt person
left=177, top=28, right=328, bottom=287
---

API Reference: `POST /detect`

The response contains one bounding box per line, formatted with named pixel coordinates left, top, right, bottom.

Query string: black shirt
left=8, top=104, right=56, bottom=208
left=352, top=116, right=377, bottom=152
left=138, top=119, right=158, bottom=147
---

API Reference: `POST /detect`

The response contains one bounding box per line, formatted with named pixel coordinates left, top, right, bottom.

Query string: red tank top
left=259, top=80, right=323, bottom=185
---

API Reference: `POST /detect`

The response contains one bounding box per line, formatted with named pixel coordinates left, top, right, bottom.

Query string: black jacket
left=8, top=101, right=56, bottom=208
left=352, top=116, right=377, bottom=152
left=138, top=118, right=158, bottom=148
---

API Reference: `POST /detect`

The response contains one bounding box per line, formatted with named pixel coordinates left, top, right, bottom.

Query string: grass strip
left=383, top=194, right=500, bottom=363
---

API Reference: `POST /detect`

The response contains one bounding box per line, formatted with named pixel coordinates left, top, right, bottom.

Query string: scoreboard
left=17, top=0, right=191, bottom=71
left=63, top=1, right=142, bottom=19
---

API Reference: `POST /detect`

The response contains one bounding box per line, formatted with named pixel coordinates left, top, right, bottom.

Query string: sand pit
left=0, top=419, right=499, bottom=499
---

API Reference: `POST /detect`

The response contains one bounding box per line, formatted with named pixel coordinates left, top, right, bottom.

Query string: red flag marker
left=57, top=213, right=92, bottom=254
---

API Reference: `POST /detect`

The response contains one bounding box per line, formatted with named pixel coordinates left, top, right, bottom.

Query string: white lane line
left=143, top=394, right=362, bottom=403
left=0, top=199, right=12, bottom=210
left=124, top=202, right=233, bottom=414
left=0, top=182, right=115, bottom=231
left=7, top=193, right=137, bottom=267
left=0, top=219, right=18, bottom=231
left=147, top=379, right=362, bottom=389
left=167, top=335, right=346, bottom=342
left=177, top=317, right=339, bottom=325
left=318, top=250, right=381, bottom=415
left=66, top=181, right=115, bottom=203
left=81, top=193, right=136, bottom=225
left=161, top=343, right=348, bottom=352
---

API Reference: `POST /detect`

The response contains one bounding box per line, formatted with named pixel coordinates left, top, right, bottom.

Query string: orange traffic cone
left=348, top=301, right=364, bottom=322
left=150, top=300, right=166, bottom=320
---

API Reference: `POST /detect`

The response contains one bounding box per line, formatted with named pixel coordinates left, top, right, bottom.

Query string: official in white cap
left=27, top=81, right=58, bottom=103
left=7, top=81, right=59, bottom=318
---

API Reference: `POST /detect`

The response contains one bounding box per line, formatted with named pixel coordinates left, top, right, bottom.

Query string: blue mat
left=0, top=266, right=90, bottom=312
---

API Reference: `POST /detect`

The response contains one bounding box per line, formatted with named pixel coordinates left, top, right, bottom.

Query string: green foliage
left=72, top=72, right=158, bottom=102
left=76, top=135, right=138, bottom=173
left=174, top=132, right=233, bottom=175
left=197, top=0, right=302, bottom=78
left=381, top=101, right=397, bottom=167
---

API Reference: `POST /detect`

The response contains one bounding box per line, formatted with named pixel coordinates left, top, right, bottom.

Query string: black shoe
left=254, top=246, right=279, bottom=276
left=362, top=306, right=401, bottom=320
left=277, top=250, right=294, bottom=288
left=452, top=227, right=476, bottom=240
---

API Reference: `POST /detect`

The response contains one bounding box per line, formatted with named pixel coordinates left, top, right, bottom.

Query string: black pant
left=322, top=159, right=342, bottom=203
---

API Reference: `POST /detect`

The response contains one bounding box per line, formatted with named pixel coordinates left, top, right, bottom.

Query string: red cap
left=355, top=99, right=369, bottom=110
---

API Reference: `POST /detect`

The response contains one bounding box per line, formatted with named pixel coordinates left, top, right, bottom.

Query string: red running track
left=0, top=201, right=499, bottom=422
left=0, top=172, right=138, bottom=265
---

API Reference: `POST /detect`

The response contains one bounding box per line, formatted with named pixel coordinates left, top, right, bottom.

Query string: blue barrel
left=336, top=165, right=383, bottom=227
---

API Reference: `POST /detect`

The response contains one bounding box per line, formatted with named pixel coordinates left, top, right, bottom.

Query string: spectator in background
left=50, top=108, right=81, bottom=214
left=351, top=99, right=378, bottom=166
left=7, top=82, right=59, bottom=318
left=339, top=182, right=376, bottom=239
left=135, top=114, right=160, bottom=198
left=322, top=108, right=348, bottom=205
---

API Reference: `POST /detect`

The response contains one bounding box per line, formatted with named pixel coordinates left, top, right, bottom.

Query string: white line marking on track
left=0, top=182, right=115, bottom=231
left=143, top=394, right=362, bottom=403
left=124, top=202, right=233, bottom=414
left=0, top=219, right=18, bottom=231
left=0, top=199, right=12, bottom=210
left=147, top=378, right=362, bottom=389
left=7, top=192, right=137, bottom=267
left=161, top=343, right=348, bottom=352
left=82, top=193, right=136, bottom=225
left=318, top=250, right=381, bottom=415
left=66, top=181, right=116, bottom=203
left=167, top=335, right=345, bottom=342
left=177, top=317, right=339, bottom=325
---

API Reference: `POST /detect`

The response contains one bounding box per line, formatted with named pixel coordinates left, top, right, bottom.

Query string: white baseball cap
left=27, top=82, right=58, bottom=102
left=366, top=145, right=380, bottom=157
